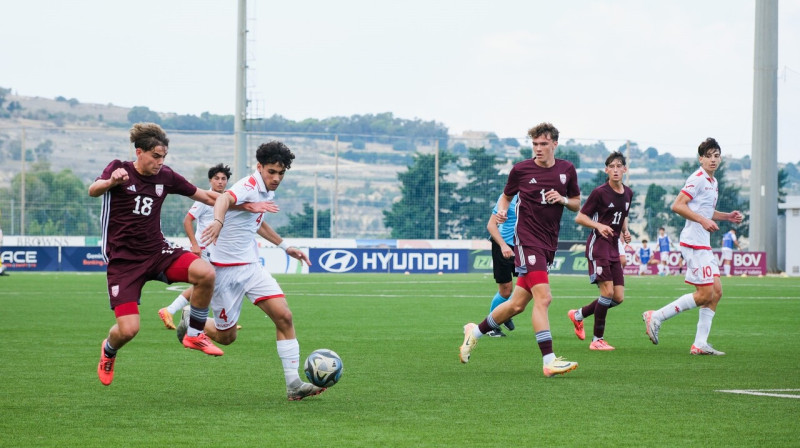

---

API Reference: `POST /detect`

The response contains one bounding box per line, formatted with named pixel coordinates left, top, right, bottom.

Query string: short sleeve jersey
left=98, top=160, right=197, bottom=262
left=503, top=158, right=580, bottom=252
left=580, top=183, right=634, bottom=262
left=187, top=195, right=214, bottom=247
left=208, top=172, right=274, bottom=265
left=491, top=194, right=519, bottom=246
left=679, top=167, right=718, bottom=250
left=722, top=231, right=737, bottom=249
left=658, top=234, right=670, bottom=252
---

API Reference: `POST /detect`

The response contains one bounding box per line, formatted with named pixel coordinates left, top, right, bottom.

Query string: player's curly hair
left=129, top=122, right=169, bottom=151
left=207, top=163, right=232, bottom=180
left=256, top=141, right=295, bottom=169
left=527, top=122, right=559, bottom=142
left=698, top=137, right=721, bottom=157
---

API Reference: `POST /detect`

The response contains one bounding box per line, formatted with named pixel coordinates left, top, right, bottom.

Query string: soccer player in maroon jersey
left=459, top=122, right=580, bottom=377
left=91, top=123, right=228, bottom=386
left=568, top=151, right=633, bottom=351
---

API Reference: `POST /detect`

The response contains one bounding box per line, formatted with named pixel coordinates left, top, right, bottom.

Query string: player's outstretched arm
left=257, top=222, right=311, bottom=266
left=192, top=189, right=219, bottom=207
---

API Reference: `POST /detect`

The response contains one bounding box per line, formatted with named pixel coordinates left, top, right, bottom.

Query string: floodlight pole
left=233, top=0, right=248, bottom=181
left=750, top=0, right=779, bottom=271
left=434, top=139, right=439, bottom=239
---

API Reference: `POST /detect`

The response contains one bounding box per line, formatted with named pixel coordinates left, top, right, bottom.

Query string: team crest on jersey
left=527, top=254, right=536, bottom=266
left=244, top=176, right=257, bottom=191
left=596, top=266, right=603, bottom=276
left=111, top=285, right=119, bottom=297
left=625, top=202, right=630, bottom=210
left=155, top=184, right=164, bottom=197
left=559, top=174, right=567, bottom=184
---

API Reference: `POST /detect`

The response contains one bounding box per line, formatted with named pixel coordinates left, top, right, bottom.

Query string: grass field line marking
left=716, top=389, right=800, bottom=399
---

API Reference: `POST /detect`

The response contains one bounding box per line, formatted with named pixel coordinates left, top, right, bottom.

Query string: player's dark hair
left=659, top=227, right=665, bottom=231
left=256, top=141, right=295, bottom=169
left=605, top=151, right=626, bottom=166
left=129, top=122, right=169, bottom=151
left=698, top=137, right=721, bottom=157
left=527, top=122, right=559, bottom=142
left=208, top=163, right=232, bottom=180
left=642, top=239, right=648, bottom=243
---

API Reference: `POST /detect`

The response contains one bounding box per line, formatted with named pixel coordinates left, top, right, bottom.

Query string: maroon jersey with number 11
left=580, top=182, right=634, bottom=262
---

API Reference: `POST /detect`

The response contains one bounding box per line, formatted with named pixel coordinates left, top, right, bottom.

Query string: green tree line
left=126, top=107, right=448, bottom=145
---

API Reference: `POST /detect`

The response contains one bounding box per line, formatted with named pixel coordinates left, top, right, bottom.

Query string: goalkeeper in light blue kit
left=485, top=194, right=519, bottom=337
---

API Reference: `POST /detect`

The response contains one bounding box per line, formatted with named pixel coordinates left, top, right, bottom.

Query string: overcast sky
left=1, top=0, right=798, bottom=162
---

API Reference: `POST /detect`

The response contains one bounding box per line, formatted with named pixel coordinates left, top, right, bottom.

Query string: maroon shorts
left=106, top=248, right=199, bottom=311
left=514, top=246, right=555, bottom=290
left=588, top=258, right=624, bottom=286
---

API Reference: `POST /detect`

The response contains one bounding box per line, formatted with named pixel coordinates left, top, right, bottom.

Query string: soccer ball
left=304, top=349, right=343, bottom=388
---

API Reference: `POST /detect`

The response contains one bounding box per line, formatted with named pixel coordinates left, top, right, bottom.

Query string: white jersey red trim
left=208, top=171, right=274, bottom=265
left=678, top=167, right=718, bottom=250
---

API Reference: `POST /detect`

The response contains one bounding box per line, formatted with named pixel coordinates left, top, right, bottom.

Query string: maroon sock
left=477, top=319, right=494, bottom=334
left=535, top=330, right=553, bottom=356
left=594, top=297, right=612, bottom=339
left=581, top=300, right=598, bottom=319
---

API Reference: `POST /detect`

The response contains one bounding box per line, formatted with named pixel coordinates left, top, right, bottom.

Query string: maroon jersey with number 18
left=503, top=158, right=580, bottom=252
left=97, top=159, right=197, bottom=262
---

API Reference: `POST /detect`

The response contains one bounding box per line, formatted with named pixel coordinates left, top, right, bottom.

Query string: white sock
left=694, top=307, right=715, bottom=347
left=166, top=294, right=190, bottom=315
left=277, top=339, right=301, bottom=386
left=574, top=308, right=584, bottom=321
left=656, top=293, right=697, bottom=321
left=472, top=326, right=484, bottom=339
left=724, top=264, right=731, bottom=276
left=543, top=353, right=556, bottom=365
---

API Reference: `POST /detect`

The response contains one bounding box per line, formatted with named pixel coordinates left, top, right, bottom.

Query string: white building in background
left=778, top=196, right=800, bottom=276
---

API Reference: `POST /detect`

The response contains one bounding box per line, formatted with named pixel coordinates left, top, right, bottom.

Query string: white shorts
left=680, top=246, right=719, bottom=286
left=660, top=251, right=669, bottom=261
left=210, top=263, right=284, bottom=330
left=721, top=247, right=733, bottom=261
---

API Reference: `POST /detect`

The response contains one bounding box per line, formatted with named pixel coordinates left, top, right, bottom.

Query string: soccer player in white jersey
left=158, top=163, right=232, bottom=329
left=642, top=138, right=743, bottom=355
left=193, top=141, right=324, bottom=401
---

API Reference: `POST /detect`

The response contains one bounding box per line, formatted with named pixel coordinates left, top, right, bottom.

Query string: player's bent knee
left=118, top=326, right=139, bottom=341
left=533, top=296, right=552, bottom=308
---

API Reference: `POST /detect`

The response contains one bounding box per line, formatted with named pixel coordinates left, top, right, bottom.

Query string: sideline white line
left=717, top=389, right=800, bottom=399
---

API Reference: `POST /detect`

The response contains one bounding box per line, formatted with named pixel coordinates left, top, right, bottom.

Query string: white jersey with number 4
left=208, top=172, right=274, bottom=266
left=678, top=167, right=718, bottom=250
